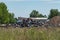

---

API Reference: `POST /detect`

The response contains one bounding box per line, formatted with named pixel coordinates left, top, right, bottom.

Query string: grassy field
left=0, top=27, right=60, bottom=40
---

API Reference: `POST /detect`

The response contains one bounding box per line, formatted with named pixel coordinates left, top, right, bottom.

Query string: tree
left=58, top=12, right=60, bottom=16
left=48, top=9, right=59, bottom=19
left=38, top=14, right=47, bottom=18
left=9, top=13, right=17, bottom=23
left=0, top=2, right=9, bottom=23
left=30, top=10, right=47, bottom=18
left=0, top=2, right=17, bottom=24
left=43, top=15, right=47, bottom=18
left=30, top=10, right=39, bottom=17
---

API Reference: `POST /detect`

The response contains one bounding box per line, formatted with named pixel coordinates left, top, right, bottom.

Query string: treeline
left=30, top=9, right=60, bottom=19
left=29, top=6, right=60, bottom=19
left=0, top=2, right=60, bottom=24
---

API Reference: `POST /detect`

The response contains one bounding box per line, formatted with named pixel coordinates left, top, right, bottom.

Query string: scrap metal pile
left=17, top=17, right=47, bottom=27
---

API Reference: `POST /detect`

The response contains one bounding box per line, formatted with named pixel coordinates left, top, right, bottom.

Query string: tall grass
left=0, top=27, right=60, bottom=40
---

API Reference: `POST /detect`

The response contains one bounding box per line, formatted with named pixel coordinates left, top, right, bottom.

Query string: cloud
left=0, top=0, right=53, bottom=2
left=50, top=1, right=60, bottom=4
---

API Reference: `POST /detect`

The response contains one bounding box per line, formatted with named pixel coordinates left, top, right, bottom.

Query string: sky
left=0, top=0, right=60, bottom=18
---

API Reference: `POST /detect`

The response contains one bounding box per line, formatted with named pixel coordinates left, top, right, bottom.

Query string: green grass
left=0, top=27, right=60, bottom=40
